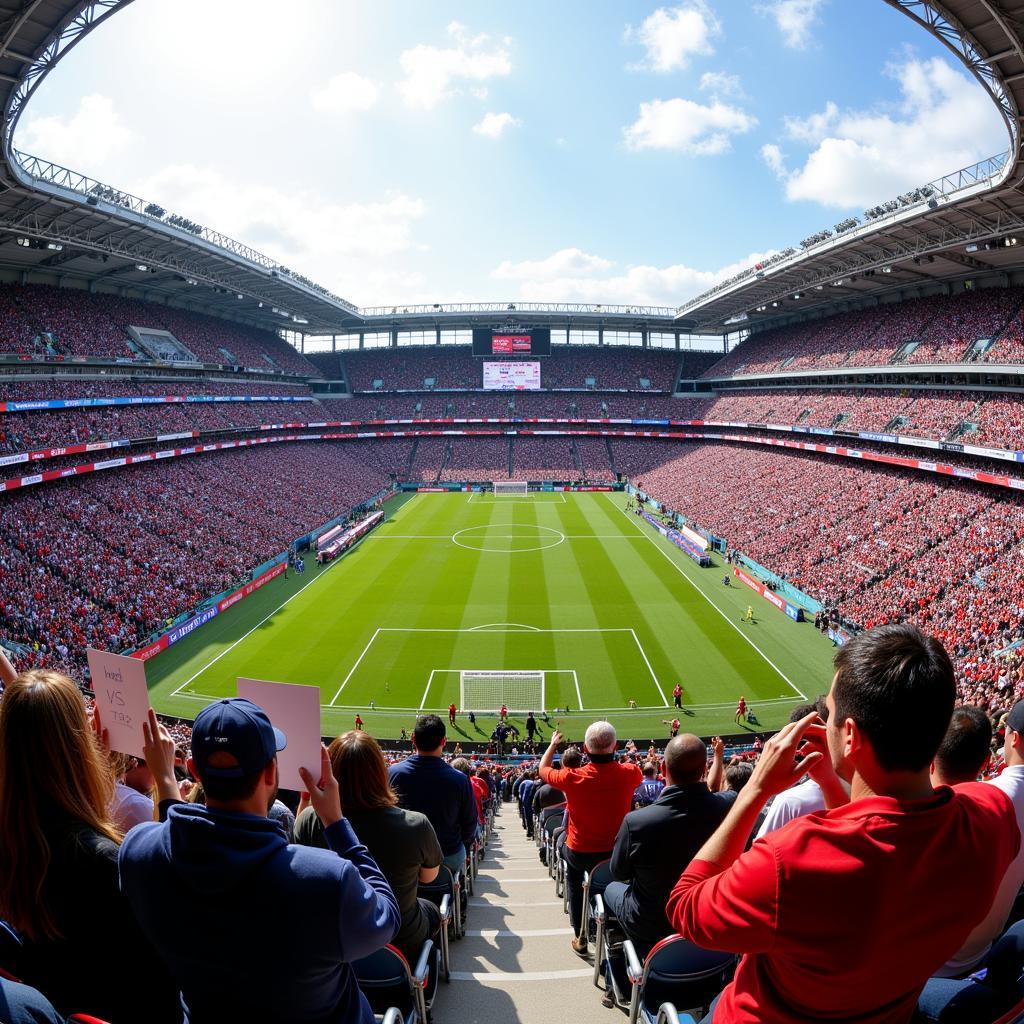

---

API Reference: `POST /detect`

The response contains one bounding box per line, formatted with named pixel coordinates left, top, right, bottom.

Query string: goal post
left=460, top=670, right=545, bottom=713
left=493, top=480, right=528, bottom=496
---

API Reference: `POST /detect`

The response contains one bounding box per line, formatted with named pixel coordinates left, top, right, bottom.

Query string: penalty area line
left=329, top=627, right=382, bottom=706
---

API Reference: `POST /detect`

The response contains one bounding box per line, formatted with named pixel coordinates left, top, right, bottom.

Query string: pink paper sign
left=86, top=648, right=151, bottom=758
left=236, top=678, right=322, bottom=791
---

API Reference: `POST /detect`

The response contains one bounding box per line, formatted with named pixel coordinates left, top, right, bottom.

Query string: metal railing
left=676, top=150, right=1011, bottom=317
left=12, top=150, right=359, bottom=313
left=358, top=301, right=679, bottom=318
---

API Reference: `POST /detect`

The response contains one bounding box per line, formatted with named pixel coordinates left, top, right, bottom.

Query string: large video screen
left=472, top=329, right=551, bottom=356
left=483, top=361, right=541, bottom=390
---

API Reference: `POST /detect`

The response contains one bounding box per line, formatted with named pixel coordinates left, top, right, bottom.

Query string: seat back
left=641, top=935, right=734, bottom=1018
left=588, top=858, right=614, bottom=898
left=352, top=945, right=415, bottom=1019
left=418, top=864, right=456, bottom=908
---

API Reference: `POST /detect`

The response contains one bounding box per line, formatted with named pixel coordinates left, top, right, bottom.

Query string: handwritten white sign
left=86, top=649, right=151, bottom=758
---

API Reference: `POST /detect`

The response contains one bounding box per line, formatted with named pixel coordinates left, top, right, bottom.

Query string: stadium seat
left=623, top=936, right=735, bottom=1024
left=655, top=1004, right=698, bottom=1024
left=352, top=942, right=435, bottom=1024
left=419, top=864, right=464, bottom=942
left=579, top=858, right=613, bottom=944
left=542, top=813, right=563, bottom=874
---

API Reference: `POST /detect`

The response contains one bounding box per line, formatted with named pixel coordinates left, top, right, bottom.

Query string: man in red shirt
left=448, top=703, right=457, bottom=727
left=539, top=720, right=641, bottom=954
left=668, top=623, right=1019, bottom=1024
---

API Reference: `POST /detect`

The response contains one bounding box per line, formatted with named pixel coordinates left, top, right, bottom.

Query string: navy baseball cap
left=191, top=698, right=286, bottom=779
left=1006, top=700, right=1024, bottom=736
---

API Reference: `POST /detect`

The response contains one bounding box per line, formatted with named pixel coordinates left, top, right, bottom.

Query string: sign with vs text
left=86, top=648, right=152, bottom=758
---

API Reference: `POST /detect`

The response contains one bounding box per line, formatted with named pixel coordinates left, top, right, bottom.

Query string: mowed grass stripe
left=148, top=492, right=835, bottom=739
left=595, top=494, right=801, bottom=703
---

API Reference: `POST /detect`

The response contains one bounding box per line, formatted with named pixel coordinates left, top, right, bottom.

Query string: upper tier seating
left=703, top=288, right=1024, bottom=377
left=0, top=284, right=319, bottom=375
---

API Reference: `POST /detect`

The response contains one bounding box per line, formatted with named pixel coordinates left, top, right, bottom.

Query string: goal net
left=460, top=670, right=545, bottom=713
left=493, top=481, right=528, bottom=496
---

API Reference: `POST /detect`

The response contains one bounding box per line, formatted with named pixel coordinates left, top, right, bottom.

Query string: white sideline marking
left=329, top=628, right=381, bottom=706
left=451, top=969, right=593, bottom=982
left=606, top=494, right=808, bottom=700
left=629, top=628, right=669, bottom=707
left=572, top=669, right=584, bottom=710
left=465, top=928, right=574, bottom=938
left=169, top=552, right=352, bottom=698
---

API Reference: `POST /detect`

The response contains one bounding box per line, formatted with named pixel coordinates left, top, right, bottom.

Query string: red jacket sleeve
left=667, top=840, right=779, bottom=954
left=540, top=766, right=574, bottom=788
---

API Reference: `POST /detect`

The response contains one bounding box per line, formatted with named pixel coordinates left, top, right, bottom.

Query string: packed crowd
left=501, top=630, right=1024, bottom=1023
left=615, top=440, right=1024, bottom=712
left=704, top=287, right=1024, bottom=377
left=0, top=443, right=392, bottom=679
left=0, top=284, right=318, bottom=374
left=3, top=624, right=1024, bottom=1023
left=692, top=387, right=1024, bottom=450
left=342, top=347, right=706, bottom=392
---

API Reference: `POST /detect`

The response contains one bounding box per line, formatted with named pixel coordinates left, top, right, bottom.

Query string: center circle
left=452, top=524, right=565, bottom=553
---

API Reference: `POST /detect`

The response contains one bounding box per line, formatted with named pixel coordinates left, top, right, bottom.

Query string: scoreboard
left=483, top=361, right=541, bottom=390
left=472, top=328, right=551, bottom=357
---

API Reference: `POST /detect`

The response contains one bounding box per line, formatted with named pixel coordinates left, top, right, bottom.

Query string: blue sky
left=14, top=0, right=1009, bottom=307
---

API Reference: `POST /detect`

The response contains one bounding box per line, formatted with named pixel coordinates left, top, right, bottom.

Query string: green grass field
left=147, top=491, right=838, bottom=743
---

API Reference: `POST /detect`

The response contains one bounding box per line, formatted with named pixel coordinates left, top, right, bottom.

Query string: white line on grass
left=605, top=494, right=808, bottom=701
left=329, top=628, right=382, bottom=706
left=377, top=626, right=635, bottom=633
left=169, top=554, right=356, bottom=698
left=419, top=670, right=437, bottom=710
left=572, top=669, right=584, bottom=710
left=630, top=629, right=669, bottom=706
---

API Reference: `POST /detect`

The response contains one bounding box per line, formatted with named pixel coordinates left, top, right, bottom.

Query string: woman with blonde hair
left=295, top=730, right=443, bottom=961
left=0, top=670, right=180, bottom=1023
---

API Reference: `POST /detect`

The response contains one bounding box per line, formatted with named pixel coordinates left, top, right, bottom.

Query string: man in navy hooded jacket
left=119, top=699, right=399, bottom=1024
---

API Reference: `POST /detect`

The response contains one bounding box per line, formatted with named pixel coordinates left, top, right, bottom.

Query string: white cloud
left=783, top=100, right=838, bottom=143
left=491, top=247, right=779, bottom=306
left=17, top=93, right=133, bottom=167
left=397, top=22, right=512, bottom=110
left=472, top=111, right=522, bottom=139
left=759, top=0, right=825, bottom=50
left=623, top=97, right=757, bottom=155
left=310, top=72, right=380, bottom=114
left=493, top=248, right=614, bottom=280
left=699, top=71, right=744, bottom=98
left=766, top=57, right=1008, bottom=208
left=137, top=163, right=427, bottom=305
left=761, top=143, right=787, bottom=177
left=625, top=2, right=720, bottom=72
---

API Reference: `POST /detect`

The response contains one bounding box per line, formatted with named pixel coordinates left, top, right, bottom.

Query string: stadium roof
left=1, top=2, right=1024, bottom=341
left=675, top=0, right=1024, bottom=335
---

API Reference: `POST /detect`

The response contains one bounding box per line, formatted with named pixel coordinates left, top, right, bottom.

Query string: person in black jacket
left=603, top=734, right=735, bottom=968
left=0, top=670, right=180, bottom=1024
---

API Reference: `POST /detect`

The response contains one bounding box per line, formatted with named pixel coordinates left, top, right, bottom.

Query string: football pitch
left=147, top=491, right=838, bottom=742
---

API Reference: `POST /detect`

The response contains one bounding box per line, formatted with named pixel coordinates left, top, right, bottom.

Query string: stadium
left=4, top=0, right=1024, bottom=1022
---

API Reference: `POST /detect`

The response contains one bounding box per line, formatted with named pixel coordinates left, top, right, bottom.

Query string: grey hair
left=584, top=720, right=617, bottom=754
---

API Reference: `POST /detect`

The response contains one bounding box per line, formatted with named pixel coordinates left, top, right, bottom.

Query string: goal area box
left=460, top=670, right=545, bottom=712
left=493, top=481, right=528, bottom=496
